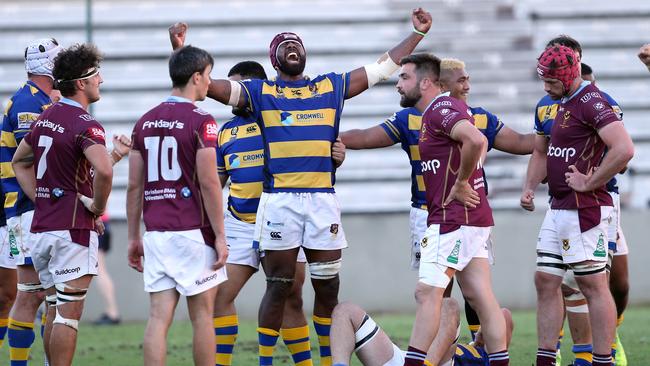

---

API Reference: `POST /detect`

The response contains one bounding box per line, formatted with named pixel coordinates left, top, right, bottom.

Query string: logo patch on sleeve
left=203, top=121, right=218, bottom=141
left=88, top=127, right=105, bottom=140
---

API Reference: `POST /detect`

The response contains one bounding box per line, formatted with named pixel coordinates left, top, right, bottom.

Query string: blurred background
left=1, top=0, right=649, bottom=320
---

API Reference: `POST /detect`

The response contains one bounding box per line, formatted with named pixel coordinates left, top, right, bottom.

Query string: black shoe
left=93, top=313, right=121, bottom=325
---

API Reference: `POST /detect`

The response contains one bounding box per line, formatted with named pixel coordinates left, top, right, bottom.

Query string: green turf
left=2, top=307, right=648, bottom=365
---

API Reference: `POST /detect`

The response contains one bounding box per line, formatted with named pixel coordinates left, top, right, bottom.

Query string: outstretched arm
left=168, top=22, right=246, bottom=108
left=493, top=126, right=535, bottom=155
left=346, top=8, right=432, bottom=99
left=339, top=125, right=394, bottom=150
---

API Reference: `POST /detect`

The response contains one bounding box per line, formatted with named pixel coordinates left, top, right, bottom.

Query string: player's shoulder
left=189, top=105, right=214, bottom=119
left=392, top=107, right=420, bottom=123
left=536, top=94, right=556, bottom=108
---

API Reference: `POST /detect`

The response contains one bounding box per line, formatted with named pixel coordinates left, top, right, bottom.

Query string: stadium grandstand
left=1, top=0, right=649, bottom=215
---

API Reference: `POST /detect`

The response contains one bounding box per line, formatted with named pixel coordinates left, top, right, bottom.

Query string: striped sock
left=313, top=316, right=332, bottom=366
left=214, top=315, right=239, bottom=366
left=489, top=350, right=509, bottom=365
left=258, top=327, right=279, bottom=366
left=536, top=348, right=557, bottom=366
left=572, top=344, right=593, bottom=365
left=592, top=353, right=612, bottom=366
left=8, top=318, right=35, bottom=366
left=556, top=328, right=564, bottom=351
left=281, top=325, right=313, bottom=366
left=403, top=345, right=427, bottom=366
left=468, top=324, right=480, bottom=342
left=0, top=318, right=8, bottom=348
left=40, top=312, right=46, bottom=338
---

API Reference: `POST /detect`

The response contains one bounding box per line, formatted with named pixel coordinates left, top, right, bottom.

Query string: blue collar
left=59, top=97, right=84, bottom=109
left=562, top=80, right=591, bottom=103
left=166, top=95, right=193, bottom=104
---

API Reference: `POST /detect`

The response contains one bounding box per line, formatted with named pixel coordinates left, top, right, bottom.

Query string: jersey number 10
left=144, top=136, right=182, bottom=182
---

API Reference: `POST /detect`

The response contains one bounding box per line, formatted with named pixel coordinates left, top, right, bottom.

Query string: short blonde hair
left=439, top=58, right=466, bottom=84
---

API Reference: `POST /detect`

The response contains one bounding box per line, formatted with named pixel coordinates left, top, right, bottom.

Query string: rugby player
left=0, top=38, right=62, bottom=365
left=521, top=44, right=634, bottom=366
left=169, top=8, right=432, bottom=365
left=339, top=57, right=533, bottom=343
left=329, top=299, right=514, bottom=366
left=525, top=34, right=631, bottom=365
left=215, top=60, right=347, bottom=365
left=11, top=43, right=112, bottom=366
left=399, top=53, right=508, bottom=365
left=126, top=45, right=228, bottom=366
left=638, top=43, right=650, bottom=71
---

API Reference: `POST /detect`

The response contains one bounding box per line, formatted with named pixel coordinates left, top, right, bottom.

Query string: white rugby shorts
left=31, top=230, right=99, bottom=289
left=409, top=207, right=428, bottom=270
left=537, top=206, right=613, bottom=270
left=253, top=192, right=347, bottom=252
left=225, top=210, right=308, bottom=270
left=7, top=210, right=35, bottom=266
left=0, top=225, right=16, bottom=269
left=420, top=224, right=492, bottom=271
left=143, top=230, right=227, bottom=296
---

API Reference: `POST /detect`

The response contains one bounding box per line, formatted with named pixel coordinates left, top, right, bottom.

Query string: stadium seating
left=1, top=0, right=649, bottom=216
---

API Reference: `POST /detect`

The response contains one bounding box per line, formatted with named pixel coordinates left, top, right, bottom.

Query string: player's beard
left=278, top=57, right=306, bottom=77
left=399, top=89, right=421, bottom=108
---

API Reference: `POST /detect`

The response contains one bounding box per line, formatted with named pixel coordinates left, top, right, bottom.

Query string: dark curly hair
left=53, top=43, right=103, bottom=97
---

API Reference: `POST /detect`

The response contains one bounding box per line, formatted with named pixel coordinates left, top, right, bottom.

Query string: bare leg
left=281, top=262, right=307, bottom=328
left=213, top=263, right=256, bottom=317
left=187, top=287, right=217, bottom=366
left=574, top=270, right=616, bottom=356
left=143, top=289, right=179, bottom=366
left=95, top=251, right=119, bottom=319
left=534, top=271, right=564, bottom=350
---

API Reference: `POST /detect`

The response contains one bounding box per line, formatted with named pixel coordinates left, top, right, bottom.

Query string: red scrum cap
left=269, top=32, right=305, bottom=70
left=536, top=45, right=579, bottom=94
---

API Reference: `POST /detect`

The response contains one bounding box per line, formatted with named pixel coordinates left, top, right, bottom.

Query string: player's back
left=27, top=100, right=105, bottom=232
left=132, top=98, right=218, bottom=232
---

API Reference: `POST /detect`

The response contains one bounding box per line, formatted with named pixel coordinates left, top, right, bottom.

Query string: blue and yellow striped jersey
left=217, top=115, right=264, bottom=224
left=453, top=343, right=489, bottom=365
left=240, top=72, right=350, bottom=193
left=534, top=92, right=622, bottom=192
left=1, top=81, right=52, bottom=218
left=380, top=106, right=503, bottom=208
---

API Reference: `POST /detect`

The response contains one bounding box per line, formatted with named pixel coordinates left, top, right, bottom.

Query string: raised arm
left=520, top=135, right=549, bottom=211
left=493, top=126, right=535, bottom=155
left=346, top=8, right=432, bottom=99
left=168, top=22, right=246, bottom=108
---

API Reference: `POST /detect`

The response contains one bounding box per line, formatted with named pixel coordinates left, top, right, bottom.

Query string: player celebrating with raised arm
left=126, top=45, right=228, bottom=366
left=521, top=45, right=634, bottom=366
left=11, top=43, right=112, bottom=366
left=169, top=9, right=432, bottom=365
left=398, top=53, right=509, bottom=366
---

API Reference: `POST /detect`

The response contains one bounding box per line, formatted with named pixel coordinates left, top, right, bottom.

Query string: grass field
left=2, top=306, right=648, bottom=365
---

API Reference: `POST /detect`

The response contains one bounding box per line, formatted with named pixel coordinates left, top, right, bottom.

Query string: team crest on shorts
left=421, top=237, right=427, bottom=247
left=593, top=233, right=606, bottom=257
left=329, top=224, right=339, bottom=235
left=447, top=240, right=460, bottom=264
left=562, top=239, right=570, bottom=251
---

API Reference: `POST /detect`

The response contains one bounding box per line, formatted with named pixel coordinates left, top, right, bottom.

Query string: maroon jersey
left=419, top=94, right=494, bottom=232
left=25, top=100, right=106, bottom=239
left=547, top=82, right=619, bottom=209
left=131, top=98, right=218, bottom=236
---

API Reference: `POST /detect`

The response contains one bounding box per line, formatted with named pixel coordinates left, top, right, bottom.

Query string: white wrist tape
left=364, top=53, right=400, bottom=87
left=228, top=80, right=242, bottom=106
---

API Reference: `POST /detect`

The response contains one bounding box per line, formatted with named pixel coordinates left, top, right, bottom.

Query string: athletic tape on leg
left=536, top=251, right=567, bottom=277
left=309, top=259, right=341, bottom=280
left=354, top=314, right=379, bottom=351
left=17, top=282, right=44, bottom=293
left=53, top=283, right=88, bottom=331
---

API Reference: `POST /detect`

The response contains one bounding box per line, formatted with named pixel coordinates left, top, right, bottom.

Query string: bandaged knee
left=572, top=261, right=607, bottom=276
left=17, top=282, right=44, bottom=293
left=354, top=314, right=379, bottom=351
left=419, top=262, right=451, bottom=288
left=309, top=258, right=341, bottom=280
left=53, top=283, right=88, bottom=331
left=364, top=53, right=400, bottom=87
left=45, top=294, right=57, bottom=306
left=536, top=251, right=567, bottom=277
